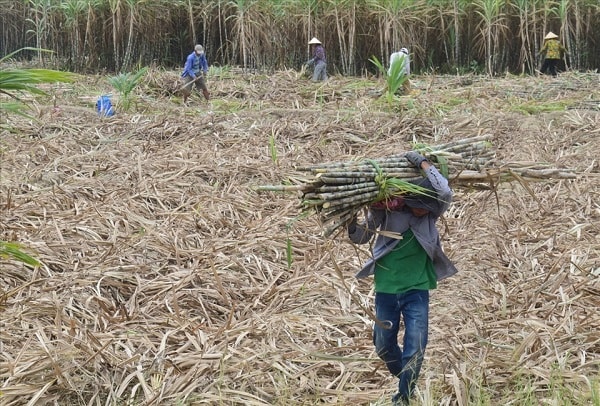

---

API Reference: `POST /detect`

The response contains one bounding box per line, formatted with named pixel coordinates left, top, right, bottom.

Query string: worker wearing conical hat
left=305, top=37, right=327, bottom=81
left=538, top=32, right=567, bottom=77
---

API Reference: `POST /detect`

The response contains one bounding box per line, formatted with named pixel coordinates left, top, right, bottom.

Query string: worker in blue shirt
left=181, top=44, right=210, bottom=104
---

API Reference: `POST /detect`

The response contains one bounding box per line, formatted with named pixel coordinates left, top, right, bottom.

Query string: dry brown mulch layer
left=1, top=69, right=599, bottom=405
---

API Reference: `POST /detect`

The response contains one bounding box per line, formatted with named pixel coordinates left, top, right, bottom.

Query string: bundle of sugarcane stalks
left=256, top=135, right=576, bottom=237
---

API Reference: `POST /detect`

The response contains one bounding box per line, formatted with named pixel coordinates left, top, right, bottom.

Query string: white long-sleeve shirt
left=388, top=51, right=410, bottom=77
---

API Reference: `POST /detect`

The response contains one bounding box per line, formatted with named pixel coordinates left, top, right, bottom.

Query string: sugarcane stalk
left=312, top=181, right=378, bottom=193
left=308, top=151, right=491, bottom=174
left=254, top=184, right=310, bottom=192
left=311, top=162, right=415, bottom=173
left=301, top=198, right=326, bottom=207
left=299, top=135, right=494, bottom=170
left=316, top=169, right=420, bottom=179
left=320, top=195, right=378, bottom=213
left=321, top=207, right=365, bottom=228
left=423, top=134, right=493, bottom=151
left=321, top=206, right=354, bottom=221
left=321, top=191, right=379, bottom=210
left=304, top=185, right=376, bottom=201
left=511, top=169, right=577, bottom=179
left=318, top=176, right=375, bottom=184
left=316, top=185, right=379, bottom=200
left=297, top=156, right=407, bottom=172
left=322, top=212, right=356, bottom=237
left=316, top=171, right=377, bottom=178
left=441, top=141, right=491, bottom=152
left=301, top=192, right=319, bottom=200
left=322, top=190, right=380, bottom=209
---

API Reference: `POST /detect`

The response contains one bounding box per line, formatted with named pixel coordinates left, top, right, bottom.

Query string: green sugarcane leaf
left=411, top=142, right=434, bottom=154
left=369, top=55, right=408, bottom=101
left=385, top=178, right=436, bottom=198
left=284, top=209, right=314, bottom=268
left=286, top=237, right=293, bottom=269
left=269, top=135, right=278, bottom=164
left=0, top=49, right=76, bottom=118
left=435, top=155, right=449, bottom=179
left=0, top=241, right=40, bottom=266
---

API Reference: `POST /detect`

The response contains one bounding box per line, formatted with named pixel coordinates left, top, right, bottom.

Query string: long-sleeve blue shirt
left=182, top=51, right=208, bottom=79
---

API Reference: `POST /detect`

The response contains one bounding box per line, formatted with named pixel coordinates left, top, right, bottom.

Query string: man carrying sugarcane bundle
left=181, top=44, right=210, bottom=104
left=347, top=151, right=458, bottom=406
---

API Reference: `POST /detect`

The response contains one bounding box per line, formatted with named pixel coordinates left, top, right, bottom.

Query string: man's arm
left=348, top=209, right=384, bottom=244
left=200, top=54, right=209, bottom=74
left=405, top=152, right=452, bottom=215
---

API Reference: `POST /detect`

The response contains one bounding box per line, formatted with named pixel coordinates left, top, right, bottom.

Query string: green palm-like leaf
left=0, top=69, right=72, bottom=93
left=0, top=48, right=76, bottom=117
left=107, top=66, right=148, bottom=111
left=107, top=67, right=148, bottom=97
left=370, top=55, right=408, bottom=104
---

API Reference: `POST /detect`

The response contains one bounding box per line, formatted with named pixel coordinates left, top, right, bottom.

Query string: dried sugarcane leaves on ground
left=1, top=70, right=599, bottom=405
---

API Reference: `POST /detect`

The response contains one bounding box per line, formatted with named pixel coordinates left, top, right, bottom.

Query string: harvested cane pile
left=258, top=134, right=577, bottom=237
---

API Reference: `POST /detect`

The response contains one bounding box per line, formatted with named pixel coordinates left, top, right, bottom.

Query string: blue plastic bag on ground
left=96, top=95, right=115, bottom=117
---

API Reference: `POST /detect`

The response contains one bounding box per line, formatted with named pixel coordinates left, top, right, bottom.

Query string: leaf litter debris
left=0, top=70, right=599, bottom=405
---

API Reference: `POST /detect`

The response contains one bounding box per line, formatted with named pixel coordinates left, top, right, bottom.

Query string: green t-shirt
left=374, top=228, right=437, bottom=294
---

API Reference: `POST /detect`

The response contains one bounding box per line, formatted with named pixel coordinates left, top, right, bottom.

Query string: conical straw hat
left=544, top=32, right=559, bottom=40
left=308, top=37, right=321, bottom=45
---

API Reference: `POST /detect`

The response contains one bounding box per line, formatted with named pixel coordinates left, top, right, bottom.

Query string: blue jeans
left=373, top=290, right=429, bottom=402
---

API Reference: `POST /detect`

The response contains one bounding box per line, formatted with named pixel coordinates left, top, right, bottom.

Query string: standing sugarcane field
left=1, top=1, right=600, bottom=405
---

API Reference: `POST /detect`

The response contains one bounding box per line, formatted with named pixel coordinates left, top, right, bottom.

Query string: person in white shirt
left=388, top=47, right=411, bottom=94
